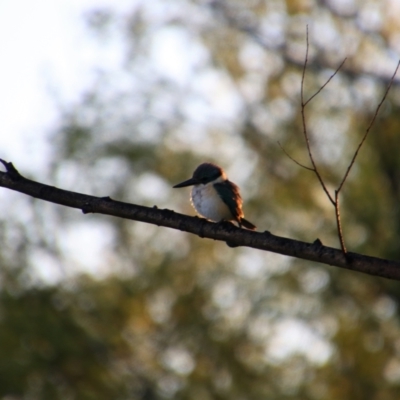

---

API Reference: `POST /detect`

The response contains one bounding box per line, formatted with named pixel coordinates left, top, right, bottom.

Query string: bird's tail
left=240, top=218, right=256, bottom=230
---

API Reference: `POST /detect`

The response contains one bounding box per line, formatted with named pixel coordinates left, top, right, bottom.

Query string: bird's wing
left=214, top=180, right=244, bottom=221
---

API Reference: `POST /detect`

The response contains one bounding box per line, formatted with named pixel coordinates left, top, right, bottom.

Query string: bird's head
left=173, top=163, right=226, bottom=187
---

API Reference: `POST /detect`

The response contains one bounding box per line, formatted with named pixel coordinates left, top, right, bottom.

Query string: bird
left=173, top=162, right=256, bottom=230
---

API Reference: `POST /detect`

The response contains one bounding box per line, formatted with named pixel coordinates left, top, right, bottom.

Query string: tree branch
left=1, top=160, right=400, bottom=280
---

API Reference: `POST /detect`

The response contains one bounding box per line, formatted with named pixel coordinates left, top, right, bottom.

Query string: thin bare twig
left=332, top=60, right=399, bottom=253
left=298, top=28, right=400, bottom=254
left=281, top=27, right=398, bottom=254
left=300, top=26, right=335, bottom=206
left=277, top=141, right=314, bottom=171
left=304, top=58, right=347, bottom=106
left=337, top=60, right=400, bottom=194
left=334, top=191, right=346, bottom=253
left=298, top=27, right=349, bottom=253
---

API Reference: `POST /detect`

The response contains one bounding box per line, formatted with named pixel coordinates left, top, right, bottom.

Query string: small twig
left=332, top=60, right=399, bottom=253
left=304, top=58, right=347, bottom=106
left=331, top=60, right=399, bottom=253
left=277, top=142, right=314, bottom=171
left=300, top=26, right=335, bottom=206
left=299, top=27, right=347, bottom=253
left=0, top=159, right=22, bottom=180
left=334, top=191, right=347, bottom=253
left=281, top=27, right=398, bottom=255
left=337, top=60, right=400, bottom=194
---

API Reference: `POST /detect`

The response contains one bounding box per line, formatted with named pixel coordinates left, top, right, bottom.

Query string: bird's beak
left=173, top=177, right=199, bottom=188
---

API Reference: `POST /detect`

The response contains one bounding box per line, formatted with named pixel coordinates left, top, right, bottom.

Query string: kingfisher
left=173, top=163, right=256, bottom=230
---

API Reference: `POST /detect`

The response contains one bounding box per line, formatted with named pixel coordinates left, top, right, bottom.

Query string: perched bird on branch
left=173, top=163, right=256, bottom=230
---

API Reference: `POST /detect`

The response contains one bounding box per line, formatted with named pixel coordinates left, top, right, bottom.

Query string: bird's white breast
left=190, top=181, right=232, bottom=222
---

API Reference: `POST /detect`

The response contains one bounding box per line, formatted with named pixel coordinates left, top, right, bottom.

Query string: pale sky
left=0, top=0, right=134, bottom=280
left=0, top=0, right=133, bottom=172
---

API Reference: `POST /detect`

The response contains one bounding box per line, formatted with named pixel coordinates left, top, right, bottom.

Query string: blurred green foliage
left=2, top=0, right=400, bottom=399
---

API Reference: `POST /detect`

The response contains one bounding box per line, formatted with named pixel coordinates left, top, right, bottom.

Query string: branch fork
left=281, top=26, right=400, bottom=254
